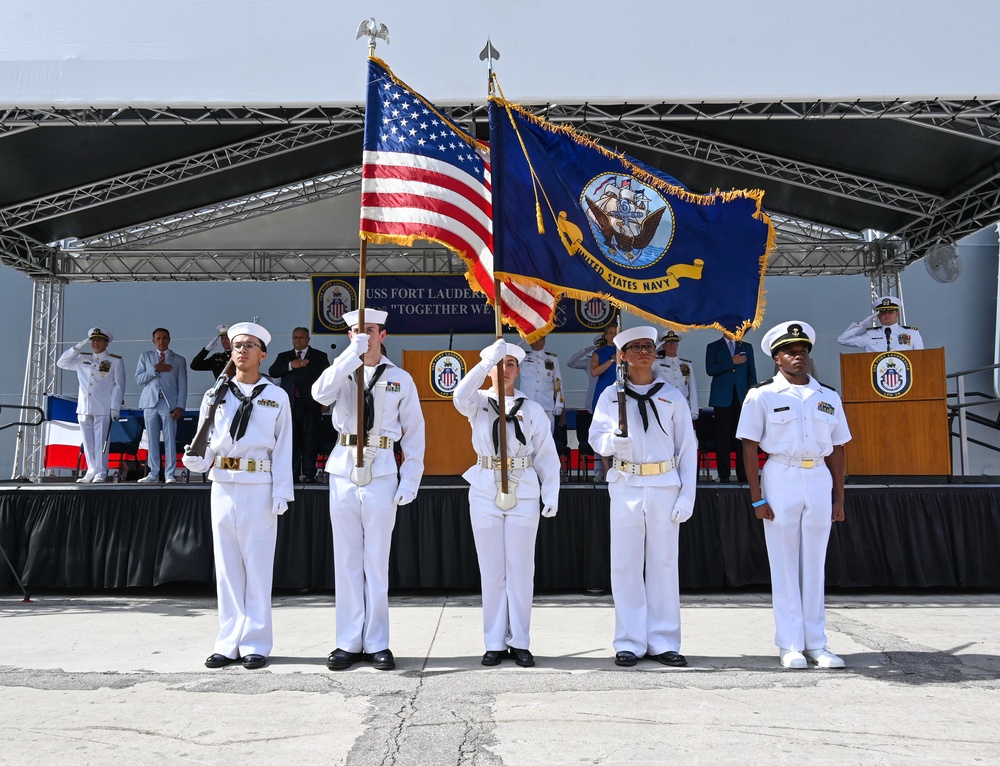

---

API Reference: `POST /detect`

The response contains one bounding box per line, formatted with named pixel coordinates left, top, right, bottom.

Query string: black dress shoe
left=614, top=650, right=639, bottom=667
left=205, top=653, right=238, bottom=668
left=242, top=653, right=267, bottom=669
left=481, top=650, right=505, bottom=666
left=327, top=648, right=364, bottom=670
left=508, top=647, right=535, bottom=667
left=650, top=650, right=688, bottom=667
left=370, top=649, right=395, bottom=670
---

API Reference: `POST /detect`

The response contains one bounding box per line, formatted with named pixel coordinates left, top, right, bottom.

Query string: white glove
left=181, top=445, right=215, bottom=474
left=671, top=505, right=693, bottom=523
left=479, top=339, right=507, bottom=366
left=348, top=332, right=370, bottom=357
left=203, top=335, right=220, bottom=352
left=393, top=487, right=416, bottom=506
left=863, top=312, right=879, bottom=324
left=111, top=410, right=120, bottom=421
left=75, top=337, right=91, bottom=351
left=611, top=435, right=632, bottom=458
left=541, top=504, right=557, bottom=518
left=272, top=497, right=289, bottom=516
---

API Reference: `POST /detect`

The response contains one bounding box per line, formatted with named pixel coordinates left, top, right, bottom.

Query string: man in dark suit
left=268, top=327, right=330, bottom=482
left=705, top=334, right=757, bottom=482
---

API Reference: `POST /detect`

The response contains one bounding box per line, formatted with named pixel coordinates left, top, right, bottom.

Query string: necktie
left=624, top=382, right=667, bottom=433
left=298, top=350, right=304, bottom=361
left=489, top=397, right=527, bottom=454
left=159, top=351, right=165, bottom=365
left=727, top=339, right=735, bottom=356
left=351, top=364, right=387, bottom=436
left=227, top=381, right=268, bottom=441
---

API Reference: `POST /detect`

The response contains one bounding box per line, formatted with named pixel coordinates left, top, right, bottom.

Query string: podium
left=402, top=349, right=479, bottom=476
left=839, top=348, right=950, bottom=476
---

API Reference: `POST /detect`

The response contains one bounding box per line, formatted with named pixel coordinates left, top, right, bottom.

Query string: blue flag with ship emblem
left=488, top=98, right=774, bottom=338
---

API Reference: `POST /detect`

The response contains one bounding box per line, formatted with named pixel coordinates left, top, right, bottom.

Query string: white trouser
left=469, top=486, right=541, bottom=651
left=761, top=460, right=834, bottom=652
left=329, top=473, right=398, bottom=653
left=609, top=482, right=682, bottom=656
left=144, top=399, right=178, bottom=478
left=80, top=413, right=111, bottom=478
left=210, top=481, right=278, bottom=658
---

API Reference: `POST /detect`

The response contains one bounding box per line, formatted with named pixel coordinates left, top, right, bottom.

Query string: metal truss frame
left=0, top=122, right=363, bottom=231
left=12, top=278, right=63, bottom=480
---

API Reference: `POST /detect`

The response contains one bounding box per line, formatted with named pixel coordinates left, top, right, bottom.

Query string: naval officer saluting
left=655, top=330, right=699, bottom=420
left=57, top=327, right=126, bottom=483
left=837, top=295, right=924, bottom=352
left=517, top=336, right=565, bottom=430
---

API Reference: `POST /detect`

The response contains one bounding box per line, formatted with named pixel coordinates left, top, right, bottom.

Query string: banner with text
left=312, top=274, right=615, bottom=336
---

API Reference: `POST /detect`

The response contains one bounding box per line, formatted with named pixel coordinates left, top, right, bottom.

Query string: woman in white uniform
left=453, top=339, right=561, bottom=667
left=182, top=321, right=294, bottom=670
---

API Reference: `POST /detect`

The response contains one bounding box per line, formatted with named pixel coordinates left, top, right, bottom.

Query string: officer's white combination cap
left=761, top=321, right=816, bottom=356
left=227, top=321, right=271, bottom=346
left=614, top=326, right=658, bottom=351
left=216, top=324, right=229, bottom=335
left=873, top=295, right=901, bottom=312
left=88, top=327, right=113, bottom=343
left=343, top=308, right=388, bottom=328
left=505, top=344, right=526, bottom=364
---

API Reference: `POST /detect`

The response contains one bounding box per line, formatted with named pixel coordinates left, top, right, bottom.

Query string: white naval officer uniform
left=135, top=347, right=188, bottom=480
left=836, top=321, right=924, bottom=352
left=193, top=374, right=293, bottom=660
left=736, top=349, right=851, bottom=654
left=57, top=337, right=126, bottom=481
left=517, top=348, right=564, bottom=428
left=453, top=351, right=561, bottom=653
left=655, top=356, right=699, bottom=419
left=311, top=344, right=426, bottom=655
left=588, top=343, right=698, bottom=658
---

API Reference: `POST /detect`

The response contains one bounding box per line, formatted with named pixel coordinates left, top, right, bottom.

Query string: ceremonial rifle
left=186, top=359, right=236, bottom=458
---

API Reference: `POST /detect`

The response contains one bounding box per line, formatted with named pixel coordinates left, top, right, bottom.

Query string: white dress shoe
left=137, top=474, right=160, bottom=484
left=76, top=474, right=95, bottom=484
left=803, top=648, right=845, bottom=668
left=779, top=649, right=807, bottom=669
left=91, top=474, right=107, bottom=483
left=164, top=476, right=177, bottom=484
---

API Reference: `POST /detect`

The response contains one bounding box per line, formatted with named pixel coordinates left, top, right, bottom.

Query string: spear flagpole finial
left=479, top=38, right=500, bottom=95
left=356, top=16, right=390, bottom=57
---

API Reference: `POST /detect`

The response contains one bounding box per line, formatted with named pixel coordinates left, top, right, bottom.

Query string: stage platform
left=1, top=482, right=999, bottom=591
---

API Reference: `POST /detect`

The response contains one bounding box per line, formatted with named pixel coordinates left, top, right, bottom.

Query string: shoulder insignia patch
left=109, top=353, right=122, bottom=359
left=751, top=378, right=774, bottom=389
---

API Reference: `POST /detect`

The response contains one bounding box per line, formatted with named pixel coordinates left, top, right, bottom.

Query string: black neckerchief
left=351, top=364, right=387, bottom=436
left=488, top=397, right=527, bottom=454
left=624, top=381, right=667, bottom=433
left=227, top=381, right=268, bottom=441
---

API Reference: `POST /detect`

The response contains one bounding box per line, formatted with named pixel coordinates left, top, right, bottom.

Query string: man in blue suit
left=705, top=334, right=757, bottom=482
left=135, top=328, right=188, bottom=483
left=268, top=327, right=330, bottom=482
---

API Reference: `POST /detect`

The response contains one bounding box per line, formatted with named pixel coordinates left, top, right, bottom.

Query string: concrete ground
left=1, top=589, right=998, bottom=765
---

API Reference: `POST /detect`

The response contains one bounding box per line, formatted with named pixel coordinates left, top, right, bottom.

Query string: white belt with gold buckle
left=767, top=454, right=821, bottom=469
left=477, top=455, right=532, bottom=470
left=214, top=456, right=272, bottom=473
left=612, top=457, right=675, bottom=476
left=339, top=434, right=395, bottom=450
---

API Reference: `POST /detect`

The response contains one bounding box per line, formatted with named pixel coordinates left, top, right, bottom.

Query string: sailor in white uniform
left=737, top=321, right=851, bottom=670
left=589, top=326, right=698, bottom=668
left=311, top=308, right=426, bottom=672
left=654, top=330, right=699, bottom=420
left=517, top=336, right=564, bottom=430
left=453, top=339, right=561, bottom=668
left=837, top=295, right=924, bottom=352
left=181, top=321, right=294, bottom=670
left=56, top=327, right=126, bottom=483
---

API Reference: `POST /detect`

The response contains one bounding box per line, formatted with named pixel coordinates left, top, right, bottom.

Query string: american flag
left=359, top=57, right=557, bottom=340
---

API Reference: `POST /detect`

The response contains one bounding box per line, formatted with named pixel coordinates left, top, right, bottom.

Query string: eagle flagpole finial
left=356, top=17, right=389, bottom=56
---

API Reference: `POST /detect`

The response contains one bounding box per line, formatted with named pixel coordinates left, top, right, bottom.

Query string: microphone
left=884, top=327, right=892, bottom=351
left=448, top=329, right=455, bottom=351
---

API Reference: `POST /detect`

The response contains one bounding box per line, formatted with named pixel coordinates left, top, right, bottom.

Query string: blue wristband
left=752, top=499, right=768, bottom=508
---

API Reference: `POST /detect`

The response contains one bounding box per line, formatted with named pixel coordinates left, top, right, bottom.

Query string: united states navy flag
left=488, top=98, right=774, bottom=338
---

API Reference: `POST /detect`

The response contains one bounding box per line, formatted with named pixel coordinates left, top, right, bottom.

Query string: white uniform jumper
left=517, top=349, right=565, bottom=428
left=589, top=377, right=698, bottom=656
left=200, top=378, right=293, bottom=659
left=56, top=347, right=126, bottom=479
left=736, top=375, right=851, bottom=652
left=836, top=322, right=924, bottom=352
left=453, top=361, right=561, bottom=652
left=655, top=356, right=699, bottom=419
left=311, top=352, right=426, bottom=654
